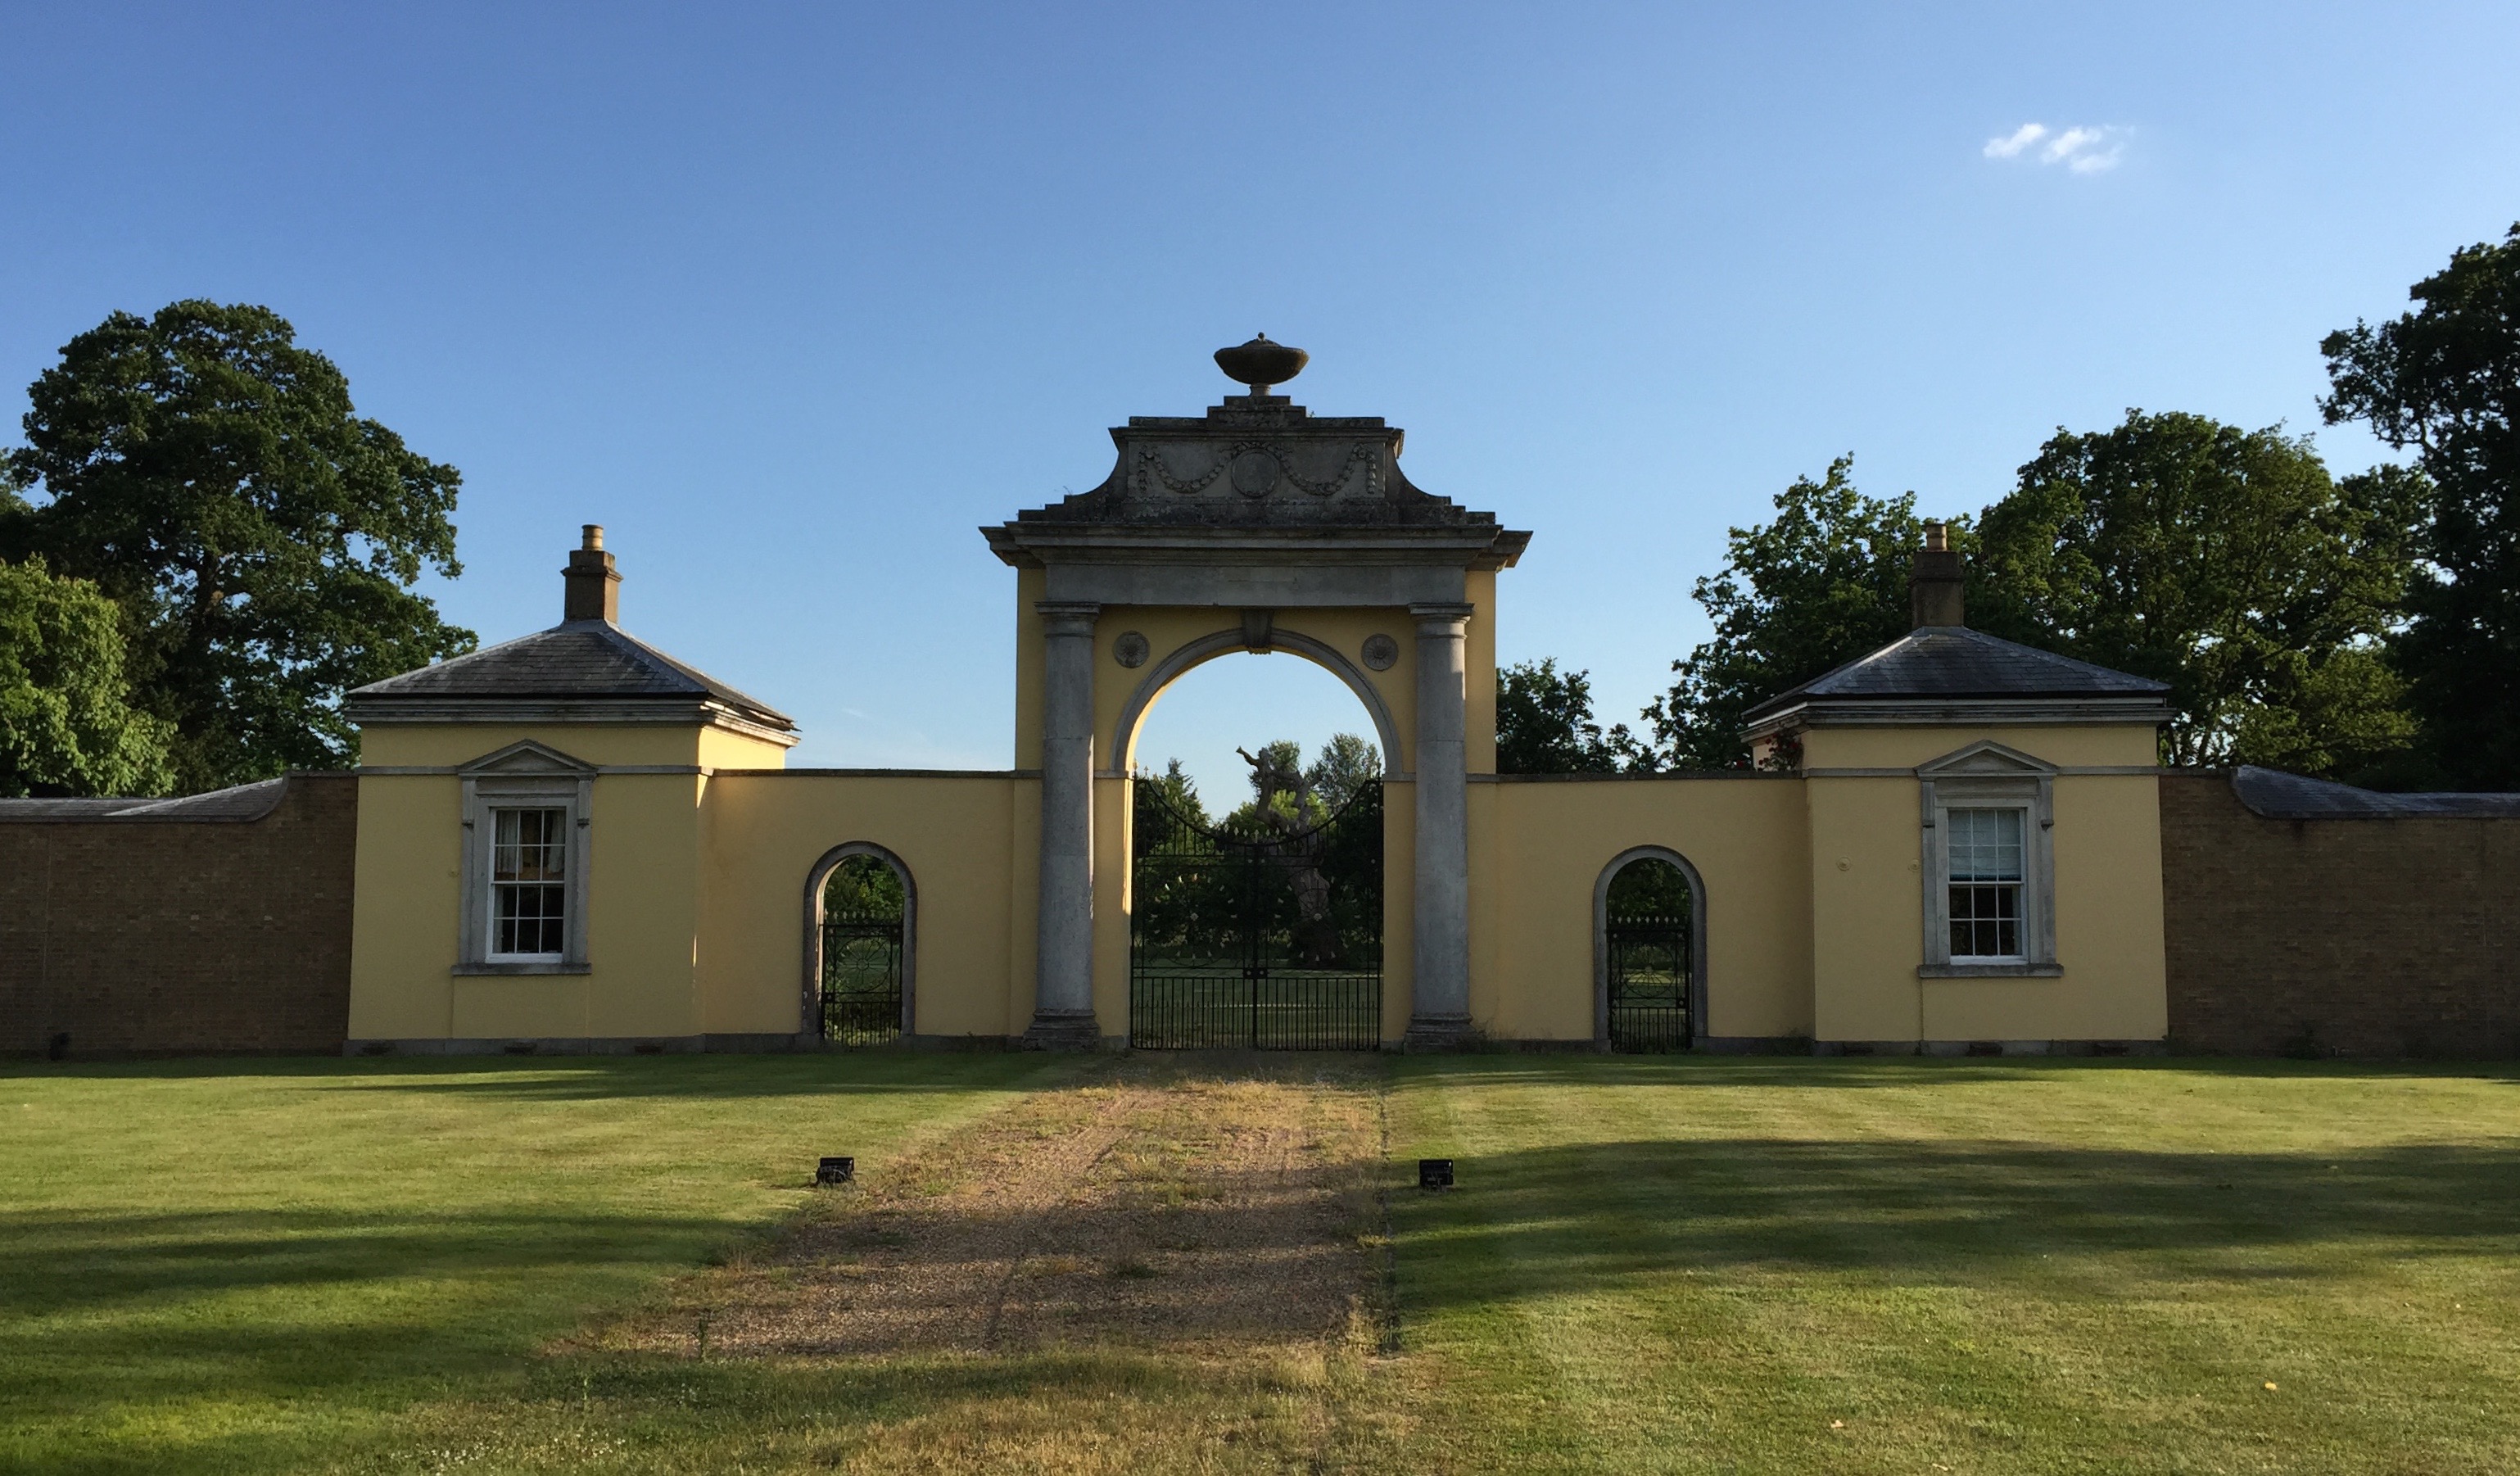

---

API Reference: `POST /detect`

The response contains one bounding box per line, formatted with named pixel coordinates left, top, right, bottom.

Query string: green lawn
left=1387, top=1056, right=2520, bottom=1474
left=0, top=1054, right=1071, bottom=1473
left=6, top=1053, right=2517, bottom=1474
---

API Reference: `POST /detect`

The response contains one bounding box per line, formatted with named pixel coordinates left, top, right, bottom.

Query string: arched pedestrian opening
left=1595, top=847, right=1705, bottom=1051
left=803, top=844, right=913, bottom=1045
left=1122, top=643, right=1387, bottom=1049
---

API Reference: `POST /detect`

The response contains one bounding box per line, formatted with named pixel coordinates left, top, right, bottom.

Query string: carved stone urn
left=1212, top=334, right=1309, bottom=396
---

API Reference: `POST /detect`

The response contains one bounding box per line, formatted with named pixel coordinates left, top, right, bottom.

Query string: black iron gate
left=821, top=912, right=903, bottom=1046
left=1605, top=908, right=1691, bottom=1050
left=1129, top=778, right=1382, bottom=1049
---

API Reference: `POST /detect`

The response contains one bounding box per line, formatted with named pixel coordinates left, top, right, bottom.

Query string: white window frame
left=455, top=741, right=594, bottom=976
left=486, top=805, right=572, bottom=962
left=1918, top=742, right=2059, bottom=978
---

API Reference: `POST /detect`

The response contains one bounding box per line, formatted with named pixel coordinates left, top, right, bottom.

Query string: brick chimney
left=1909, top=521, right=1965, bottom=629
left=563, top=524, right=620, bottom=624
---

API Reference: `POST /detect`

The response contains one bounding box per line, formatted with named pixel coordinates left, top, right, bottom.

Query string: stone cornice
left=344, top=697, right=803, bottom=748
left=1742, top=695, right=2173, bottom=744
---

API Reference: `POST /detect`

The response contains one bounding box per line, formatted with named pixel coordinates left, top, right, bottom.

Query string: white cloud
left=1983, top=123, right=2047, bottom=159
left=1984, top=122, right=2128, bottom=174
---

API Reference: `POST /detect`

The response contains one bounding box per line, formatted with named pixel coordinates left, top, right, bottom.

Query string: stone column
left=1406, top=602, right=1475, bottom=1047
left=1027, top=601, right=1102, bottom=1047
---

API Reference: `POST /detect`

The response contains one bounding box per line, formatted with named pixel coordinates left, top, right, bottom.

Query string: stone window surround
left=454, top=742, right=594, bottom=976
left=1918, top=741, right=2061, bottom=979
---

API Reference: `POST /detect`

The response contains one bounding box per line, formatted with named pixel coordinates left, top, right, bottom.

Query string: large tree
left=1632, top=428, right=2419, bottom=777
left=0, top=555, right=174, bottom=797
left=4, top=301, right=473, bottom=790
left=1972, top=411, right=2418, bottom=776
left=2321, top=224, right=2520, bottom=789
left=1636, top=456, right=1938, bottom=769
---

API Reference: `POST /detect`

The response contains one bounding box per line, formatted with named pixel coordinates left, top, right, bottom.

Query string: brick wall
left=2160, top=772, right=2520, bottom=1057
left=0, top=773, right=358, bottom=1056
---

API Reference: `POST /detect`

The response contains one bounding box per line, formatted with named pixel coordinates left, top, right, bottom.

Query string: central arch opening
left=1125, top=647, right=1387, bottom=1050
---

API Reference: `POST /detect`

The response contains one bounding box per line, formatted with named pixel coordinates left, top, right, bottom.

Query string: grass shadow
left=1391, top=1134, right=2520, bottom=1314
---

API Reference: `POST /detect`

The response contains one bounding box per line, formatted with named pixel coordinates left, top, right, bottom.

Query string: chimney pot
left=563, top=526, right=622, bottom=624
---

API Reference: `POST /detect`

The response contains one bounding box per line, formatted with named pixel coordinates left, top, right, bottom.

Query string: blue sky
left=4, top=3, right=2515, bottom=798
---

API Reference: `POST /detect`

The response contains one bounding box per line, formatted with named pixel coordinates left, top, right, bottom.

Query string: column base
left=1020, top=1010, right=1102, bottom=1050
left=1401, top=1013, right=1476, bottom=1052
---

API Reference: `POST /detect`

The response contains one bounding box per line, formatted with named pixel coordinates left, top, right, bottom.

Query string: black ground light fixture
left=1418, top=1158, right=1455, bottom=1190
left=816, top=1156, right=855, bottom=1186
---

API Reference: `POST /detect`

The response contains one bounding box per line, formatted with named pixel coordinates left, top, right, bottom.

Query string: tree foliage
left=1129, top=737, right=1383, bottom=973
left=1496, top=658, right=1638, bottom=773
left=1636, top=456, right=1935, bottom=769
left=1620, top=427, right=2419, bottom=779
left=1972, top=411, right=2418, bottom=775
left=0, top=555, right=174, bottom=797
left=1605, top=855, right=1693, bottom=918
left=1302, top=732, right=1383, bottom=813
left=820, top=853, right=906, bottom=919
left=4, top=301, right=473, bottom=791
left=2322, top=223, right=2520, bottom=789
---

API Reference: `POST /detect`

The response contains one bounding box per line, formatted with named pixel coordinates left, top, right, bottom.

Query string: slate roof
left=2230, top=766, right=2520, bottom=819
left=1742, top=626, right=2169, bottom=724
left=344, top=618, right=794, bottom=731
left=0, top=777, right=290, bottom=822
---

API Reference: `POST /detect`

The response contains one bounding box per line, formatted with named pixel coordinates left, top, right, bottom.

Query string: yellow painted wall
left=698, top=725, right=794, bottom=770
left=1804, top=724, right=2158, bottom=770
left=698, top=772, right=1034, bottom=1038
left=1802, top=723, right=2167, bottom=1044
left=1080, top=604, right=1429, bottom=1039
left=1921, top=773, right=2167, bottom=1041
left=1465, top=569, right=1497, bottom=773
left=1098, top=608, right=1421, bottom=775
left=347, top=771, right=464, bottom=1039
left=1472, top=776, right=1812, bottom=1042
left=1381, top=779, right=1418, bottom=1043
left=1807, top=775, right=1929, bottom=1041
left=361, top=722, right=708, bottom=770
left=1011, top=567, right=1048, bottom=767
left=351, top=686, right=2163, bottom=1049
left=1091, top=772, right=1130, bottom=1036
left=349, top=730, right=711, bottom=1043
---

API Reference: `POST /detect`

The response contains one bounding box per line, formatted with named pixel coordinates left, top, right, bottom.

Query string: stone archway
left=1104, top=627, right=1407, bottom=781
left=1592, top=844, right=1708, bottom=1050
left=984, top=341, right=1528, bottom=1049
left=1112, top=631, right=1396, bottom=1051
left=800, top=841, right=916, bottom=1043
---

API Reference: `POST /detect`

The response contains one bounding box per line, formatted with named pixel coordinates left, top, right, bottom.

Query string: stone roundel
left=1228, top=447, right=1281, bottom=499
left=1360, top=633, right=1399, bottom=672
left=1113, top=631, right=1150, bottom=668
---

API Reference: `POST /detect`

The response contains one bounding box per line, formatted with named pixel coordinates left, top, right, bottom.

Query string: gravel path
left=651, top=1057, right=1386, bottom=1360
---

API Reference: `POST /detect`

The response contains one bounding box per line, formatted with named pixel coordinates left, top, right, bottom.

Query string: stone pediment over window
left=1916, top=740, right=2060, bottom=778
left=456, top=740, right=598, bottom=779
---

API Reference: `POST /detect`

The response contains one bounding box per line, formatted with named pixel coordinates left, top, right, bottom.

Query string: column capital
left=1035, top=600, right=1103, bottom=635
left=1409, top=601, right=1475, bottom=632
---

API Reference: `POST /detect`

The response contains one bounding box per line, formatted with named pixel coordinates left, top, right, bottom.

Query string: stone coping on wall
left=2220, top=764, right=2520, bottom=819
left=0, top=776, right=296, bottom=822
